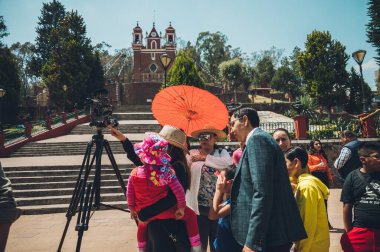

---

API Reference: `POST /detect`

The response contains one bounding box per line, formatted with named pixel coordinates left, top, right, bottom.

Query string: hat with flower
left=134, top=133, right=172, bottom=166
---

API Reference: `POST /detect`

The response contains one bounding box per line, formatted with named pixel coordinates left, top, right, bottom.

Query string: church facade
left=119, top=22, right=177, bottom=105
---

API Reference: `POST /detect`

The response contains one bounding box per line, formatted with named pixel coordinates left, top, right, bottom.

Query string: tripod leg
left=76, top=182, right=94, bottom=252
left=104, top=140, right=126, bottom=194
left=57, top=140, right=95, bottom=252
left=93, top=139, right=104, bottom=208
left=57, top=179, right=84, bottom=252
left=69, top=140, right=96, bottom=212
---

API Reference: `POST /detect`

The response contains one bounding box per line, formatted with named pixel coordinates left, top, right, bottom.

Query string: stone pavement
left=6, top=189, right=345, bottom=252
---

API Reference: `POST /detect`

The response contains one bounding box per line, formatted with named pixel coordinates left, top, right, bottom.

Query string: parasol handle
left=359, top=109, right=380, bottom=122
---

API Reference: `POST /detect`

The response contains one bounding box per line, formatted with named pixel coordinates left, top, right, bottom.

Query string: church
left=120, top=22, right=177, bottom=105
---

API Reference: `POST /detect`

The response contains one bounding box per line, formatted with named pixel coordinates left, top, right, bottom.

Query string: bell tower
left=164, top=22, right=176, bottom=49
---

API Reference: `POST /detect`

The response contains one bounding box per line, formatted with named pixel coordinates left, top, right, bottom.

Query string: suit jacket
left=230, top=128, right=306, bottom=251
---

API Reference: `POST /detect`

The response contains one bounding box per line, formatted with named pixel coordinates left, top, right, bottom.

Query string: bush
left=307, top=129, right=335, bottom=139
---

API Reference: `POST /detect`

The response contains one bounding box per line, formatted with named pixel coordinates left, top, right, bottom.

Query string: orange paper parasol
left=152, top=85, right=229, bottom=136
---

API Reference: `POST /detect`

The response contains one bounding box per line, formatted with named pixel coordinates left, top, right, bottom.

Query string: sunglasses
left=198, top=133, right=214, bottom=141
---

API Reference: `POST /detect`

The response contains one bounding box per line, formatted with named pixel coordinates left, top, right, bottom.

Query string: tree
left=271, top=47, right=303, bottom=100
left=0, top=16, right=9, bottom=48
left=251, top=56, right=275, bottom=88
left=298, top=30, right=349, bottom=118
left=346, top=67, right=373, bottom=114
left=271, top=58, right=302, bottom=100
left=0, top=17, right=21, bottom=123
left=195, top=31, right=232, bottom=82
left=31, top=0, right=66, bottom=77
left=218, top=58, right=249, bottom=102
left=167, top=49, right=203, bottom=88
left=40, top=8, right=104, bottom=110
left=248, top=46, right=284, bottom=67
left=10, top=42, right=37, bottom=99
left=367, top=0, right=380, bottom=65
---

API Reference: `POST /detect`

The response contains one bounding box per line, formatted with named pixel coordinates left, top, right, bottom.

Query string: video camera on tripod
left=85, top=88, right=119, bottom=128
left=57, top=88, right=126, bottom=252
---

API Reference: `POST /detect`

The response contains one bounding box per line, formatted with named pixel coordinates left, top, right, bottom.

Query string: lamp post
left=0, top=88, right=6, bottom=131
left=160, top=53, right=172, bottom=88
left=352, top=49, right=367, bottom=113
left=62, top=85, right=68, bottom=112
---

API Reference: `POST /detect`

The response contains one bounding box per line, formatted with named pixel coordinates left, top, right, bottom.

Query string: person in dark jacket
left=229, top=108, right=307, bottom=252
left=109, top=125, right=191, bottom=252
left=0, top=162, right=22, bottom=252
left=334, top=130, right=362, bottom=180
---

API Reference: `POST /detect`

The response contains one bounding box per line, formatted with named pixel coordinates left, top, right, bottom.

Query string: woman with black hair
left=273, top=128, right=292, bottom=153
left=307, top=139, right=333, bottom=188
left=109, top=125, right=192, bottom=252
left=307, top=139, right=334, bottom=230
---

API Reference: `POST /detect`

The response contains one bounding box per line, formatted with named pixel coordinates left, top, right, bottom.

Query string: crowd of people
left=107, top=107, right=380, bottom=252
left=1, top=107, right=379, bottom=252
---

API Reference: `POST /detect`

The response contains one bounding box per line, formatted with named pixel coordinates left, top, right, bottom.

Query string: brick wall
left=122, top=82, right=161, bottom=105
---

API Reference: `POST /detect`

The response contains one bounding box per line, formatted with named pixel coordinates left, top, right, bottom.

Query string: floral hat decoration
left=134, top=133, right=172, bottom=166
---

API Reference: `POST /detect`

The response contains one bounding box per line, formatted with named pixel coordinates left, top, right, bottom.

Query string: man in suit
left=229, top=108, right=306, bottom=252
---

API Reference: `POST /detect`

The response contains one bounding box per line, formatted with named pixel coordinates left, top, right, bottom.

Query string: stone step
left=113, top=113, right=155, bottom=120
left=113, top=105, right=151, bottom=112
left=5, top=168, right=134, bottom=177
left=12, top=179, right=127, bottom=190
left=13, top=185, right=122, bottom=197
left=19, top=201, right=128, bottom=215
left=8, top=173, right=129, bottom=184
left=69, top=124, right=161, bottom=134
left=16, top=193, right=126, bottom=206
left=2, top=165, right=134, bottom=172
left=10, top=142, right=129, bottom=157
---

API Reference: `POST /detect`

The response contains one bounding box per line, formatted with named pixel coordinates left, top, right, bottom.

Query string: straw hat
left=159, top=125, right=189, bottom=154
left=191, top=128, right=227, bottom=141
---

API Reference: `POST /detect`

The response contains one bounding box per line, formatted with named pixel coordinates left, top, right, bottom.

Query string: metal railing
left=3, top=110, right=85, bottom=145
left=4, top=128, right=25, bottom=144
left=260, top=122, right=294, bottom=134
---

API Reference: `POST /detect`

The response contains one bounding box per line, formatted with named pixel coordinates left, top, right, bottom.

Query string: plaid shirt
left=334, top=147, right=352, bottom=170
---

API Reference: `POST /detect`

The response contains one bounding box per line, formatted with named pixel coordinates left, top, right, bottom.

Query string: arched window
left=134, top=34, right=140, bottom=43
left=151, top=40, right=157, bottom=49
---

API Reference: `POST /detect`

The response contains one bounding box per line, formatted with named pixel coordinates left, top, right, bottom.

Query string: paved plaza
left=5, top=189, right=345, bottom=252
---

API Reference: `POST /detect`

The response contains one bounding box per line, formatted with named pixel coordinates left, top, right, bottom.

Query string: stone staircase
left=4, top=165, right=134, bottom=214
left=69, top=123, right=160, bottom=135
left=3, top=109, right=158, bottom=215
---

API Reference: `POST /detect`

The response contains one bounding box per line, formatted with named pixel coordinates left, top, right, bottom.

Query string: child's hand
left=175, top=208, right=185, bottom=219
left=216, top=174, right=232, bottom=193
left=291, top=183, right=297, bottom=192
left=191, top=154, right=206, bottom=162
left=130, top=210, right=138, bottom=220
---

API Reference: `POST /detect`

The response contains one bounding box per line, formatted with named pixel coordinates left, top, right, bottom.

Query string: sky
left=1, top=0, right=379, bottom=90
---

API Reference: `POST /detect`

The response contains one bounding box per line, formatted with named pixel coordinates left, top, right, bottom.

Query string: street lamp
left=0, top=88, right=6, bottom=131
left=160, top=53, right=172, bottom=88
left=352, top=49, right=367, bottom=113
left=62, top=85, right=68, bottom=112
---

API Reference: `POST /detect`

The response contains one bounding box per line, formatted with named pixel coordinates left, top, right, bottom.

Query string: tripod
left=57, top=128, right=128, bottom=252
